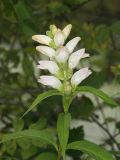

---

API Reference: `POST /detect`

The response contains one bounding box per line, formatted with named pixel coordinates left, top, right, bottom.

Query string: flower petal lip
left=36, top=46, right=55, bottom=58
left=66, top=37, right=81, bottom=53
left=68, top=48, right=86, bottom=69
left=38, top=76, right=62, bottom=90
left=54, top=29, right=65, bottom=46
left=37, top=60, right=59, bottom=74
left=32, top=35, right=52, bottom=45
left=55, top=47, right=69, bottom=63
left=62, top=24, right=72, bottom=40
left=71, top=67, right=92, bottom=86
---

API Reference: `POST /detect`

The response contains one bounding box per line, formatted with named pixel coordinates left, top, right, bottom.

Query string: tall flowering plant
left=1, top=24, right=118, bottom=160
left=32, top=24, right=92, bottom=112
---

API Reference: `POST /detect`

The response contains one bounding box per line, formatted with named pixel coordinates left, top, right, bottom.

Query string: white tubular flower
left=54, top=29, right=65, bottom=46
left=37, top=61, right=59, bottom=74
left=32, top=35, right=52, bottom=45
left=66, top=37, right=81, bottom=53
left=62, top=24, right=72, bottom=40
left=68, top=48, right=90, bottom=69
left=55, top=47, right=69, bottom=63
left=38, top=76, right=62, bottom=90
left=71, top=67, right=92, bottom=87
left=36, top=46, right=55, bottom=58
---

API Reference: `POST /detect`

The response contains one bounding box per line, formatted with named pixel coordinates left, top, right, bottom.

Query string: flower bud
left=69, top=48, right=90, bottom=69
left=37, top=61, right=59, bottom=74
left=55, top=47, right=69, bottom=63
left=36, top=46, right=55, bottom=58
left=66, top=37, right=81, bottom=53
left=50, top=24, right=57, bottom=35
left=38, top=76, right=62, bottom=91
left=32, top=35, right=52, bottom=45
left=54, top=29, right=65, bottom=46
left=62, top=24, right=72, bottom=40
left=71, top=67, right=92, bottom=87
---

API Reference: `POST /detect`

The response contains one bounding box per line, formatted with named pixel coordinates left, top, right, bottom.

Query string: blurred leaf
left=22, top=90, right=62, bottom=117
left=21, top=145, right=37, bottom=159
left=22, top=55, right=34, bottom=76
left=76, top=86, right=118, bottom=107
left=67, top=140, right=115, bottom=160
left=17, top=138, right=31, bottom=150
left=35, top=152, right=57, bottom=160
left=65, top=0, right=88, bottom=6
left=13, top=119, right=24, bottom=131
left=15, top=0, right=30, bottom=20
left=95, top=25, right=109, bottom=44
left=116, top=121, right=120, bottom=130
left=111, top=21, right=120, bottom=34
left=69, top=126, right=84, bottom=143
left=70, top=97, right=94, bottom=119
left=48, top=2, right=70, bottom=17
left=29, top=118, right=47, bottom=130
left=1, top=129, right=58, bottom=150
left=5, top=141, right=16, bottom=156
left=68, top=127, right=84, bottom=158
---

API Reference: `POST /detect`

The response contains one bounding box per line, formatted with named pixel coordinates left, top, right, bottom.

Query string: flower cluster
left=32, top=24, right=92, bottom=94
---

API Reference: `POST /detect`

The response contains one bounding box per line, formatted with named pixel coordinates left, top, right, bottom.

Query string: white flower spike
left=68, top=48, right=90, bottom=69
left=66, top=37, right=81, bottom=53
left=37, top=61, right=59, bottom=74
left=38, top=76, right=62, bottom=90
left=36, top=46, right=55, bottom=58
left=55, top=47, right=69, bottom=63
left=62, top=24, right=72, bottom=40
left=32, top=35, right=52, bottom=45
left=71, top=67, right=92, bottom=87
left=32, top=24, right=92, bottom=92
left=54, top=29, right=65, bottom=46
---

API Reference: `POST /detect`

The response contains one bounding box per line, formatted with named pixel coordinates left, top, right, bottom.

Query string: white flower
left=37, top=60, right=59, bottom=74
left=68, top=48, right=90, bottom=69
left=62, top=24, right=72, bottom=40
left=38, top=76, right=62, bottom=90
left=36, top=46, right=55, bottom=58
left=71, top=67, right=92, bottom=87
left=55, top=47, right=69, bottom=63
left=32, top=35, right=52, bottom=45
left=66, top=37, right=81, bottom=53
left=54, top=29, right=65, bottom=46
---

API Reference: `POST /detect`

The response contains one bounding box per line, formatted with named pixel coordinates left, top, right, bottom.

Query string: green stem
left=62, top=151, right=66, bottom=160
left=57, top=146, right=61, bottom=160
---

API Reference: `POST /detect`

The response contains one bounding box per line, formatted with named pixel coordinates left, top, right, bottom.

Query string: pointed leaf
left=67, top=140, right=115, bottom=160
left=57, top=113, right=71, bottom=153
left=22, top=90, right=62, bottom=117
left=76, top=86, right=118, bottom=107
left=0, top=129, right=58, bottom=150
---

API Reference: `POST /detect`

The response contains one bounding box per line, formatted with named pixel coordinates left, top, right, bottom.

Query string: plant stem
left=57, top=146, right=61, bottom=160
left=62, top=151, right=66, bottom=160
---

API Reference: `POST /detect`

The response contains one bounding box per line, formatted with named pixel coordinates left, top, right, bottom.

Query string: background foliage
left=0, top=0, right=120, bottom=159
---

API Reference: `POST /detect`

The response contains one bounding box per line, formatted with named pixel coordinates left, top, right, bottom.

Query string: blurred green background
left=0, top=0, right=120, bottom=159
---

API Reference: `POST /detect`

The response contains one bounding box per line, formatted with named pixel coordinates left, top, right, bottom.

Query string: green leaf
left=67, top=140, right=115, bottom=160
left=13, top=119, right=24, bottom=131
left=22, top=90, right=62, bottom=117
left=76, top=86, right=118, bottom=107
left=21, top=146, right=37, bottom=159
left=15, top=0, right=30, bottom=21
left=0, top=129, right=58, bottom=151
left=57, top=113, right=71, bottom=154
left=111, top=21, right=120, bottom=34
left=35, top=152, right=57, bottom=160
